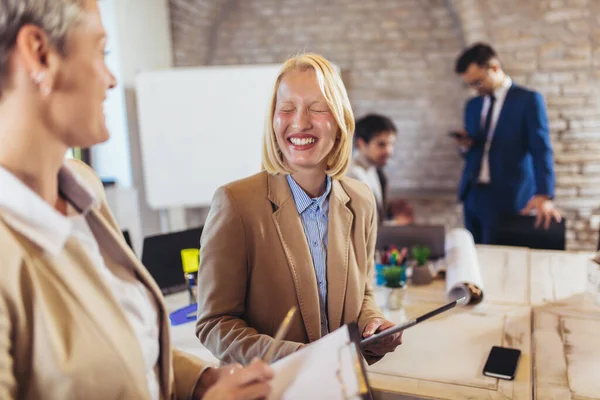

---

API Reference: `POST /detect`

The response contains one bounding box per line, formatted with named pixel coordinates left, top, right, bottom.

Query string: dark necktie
left=481, top=94, right=496, bottom=142
left=477, top=94, right=496, bottom=183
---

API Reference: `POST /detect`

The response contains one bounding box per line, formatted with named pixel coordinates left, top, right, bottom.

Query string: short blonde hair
left=262, top=53, right=355, bottom=179
left=0, top=0, right=85, bottom=94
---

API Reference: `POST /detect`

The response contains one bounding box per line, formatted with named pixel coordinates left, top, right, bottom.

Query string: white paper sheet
left=268, top=325, right=368, bottom=400
left=445, top=228, right=485, bottom=305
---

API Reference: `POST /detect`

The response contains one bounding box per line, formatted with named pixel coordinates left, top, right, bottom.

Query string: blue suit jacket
left=459, top=84, right=555, bottom=213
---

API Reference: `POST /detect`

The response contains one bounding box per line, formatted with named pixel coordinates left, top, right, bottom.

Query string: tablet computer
left=360, top=297, right=466, bottom=347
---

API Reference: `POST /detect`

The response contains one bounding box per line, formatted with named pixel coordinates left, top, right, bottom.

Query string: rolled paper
left=445, top=228, right=485, bottom=306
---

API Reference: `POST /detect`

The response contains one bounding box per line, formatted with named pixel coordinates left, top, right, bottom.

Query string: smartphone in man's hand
left=448, top=131, right=464, bottom=139
left=449, top=129, right=473, bottom=149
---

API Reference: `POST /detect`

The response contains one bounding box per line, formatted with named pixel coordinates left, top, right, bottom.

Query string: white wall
left=97, top=0, right=210, bottom=238
left=113, top=0, right=173, bottom=87
left=112, top=0, right=175, bottom=236
left=95, top=0, right=132, bottom=187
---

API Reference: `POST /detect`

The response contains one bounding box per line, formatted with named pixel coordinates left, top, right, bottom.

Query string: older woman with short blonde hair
left=0, top=1, right=272, bottom=399
left=197, top=53, right=403, bottom=365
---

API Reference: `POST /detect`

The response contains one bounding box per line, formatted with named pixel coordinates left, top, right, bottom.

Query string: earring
left=31, top=71, right=51, bottom=96
left=31, top=71, right=45, bottom=85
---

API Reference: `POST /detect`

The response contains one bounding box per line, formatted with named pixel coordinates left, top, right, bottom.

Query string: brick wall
left=170, top=0, right=600, bottom=250
left=451, top=0, right=600, bottom=249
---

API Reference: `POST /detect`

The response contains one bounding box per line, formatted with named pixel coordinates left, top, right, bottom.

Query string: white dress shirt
left=478, top=76, right=513, bottom=183
left=346, top=154, right=384, bottom=211
left=0, top=164, right=161, bottom=400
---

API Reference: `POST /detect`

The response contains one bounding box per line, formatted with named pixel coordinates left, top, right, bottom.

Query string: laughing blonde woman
left=197, top=53, right=403, bottom=365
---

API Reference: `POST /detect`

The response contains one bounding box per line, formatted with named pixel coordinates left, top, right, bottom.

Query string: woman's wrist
left=192, top=366, right=218, bottom=399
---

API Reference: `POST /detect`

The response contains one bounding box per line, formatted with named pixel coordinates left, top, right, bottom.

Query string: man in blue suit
left=452, top=43, right=561, bottom=244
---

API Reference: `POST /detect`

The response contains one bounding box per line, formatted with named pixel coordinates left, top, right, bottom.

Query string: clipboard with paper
left=268, top=322, right=371, bottom=400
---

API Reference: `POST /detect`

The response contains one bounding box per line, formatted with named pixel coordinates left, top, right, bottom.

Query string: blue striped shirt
left=286, top=174, right=331, bottom=337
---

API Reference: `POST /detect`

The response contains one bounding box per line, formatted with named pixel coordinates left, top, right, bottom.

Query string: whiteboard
left=135, top=64, right=281, bottom=209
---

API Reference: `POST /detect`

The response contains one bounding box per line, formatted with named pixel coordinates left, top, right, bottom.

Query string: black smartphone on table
left=483, top=346, right=521, bottom=380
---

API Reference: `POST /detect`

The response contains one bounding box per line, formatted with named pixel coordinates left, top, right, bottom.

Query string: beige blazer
left=0, top=160, right=204, bottom=400
left=196, top=171, right=384, bottom=365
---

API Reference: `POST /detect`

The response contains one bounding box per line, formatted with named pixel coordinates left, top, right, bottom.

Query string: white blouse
left=0, top=165, right=160, bottom=400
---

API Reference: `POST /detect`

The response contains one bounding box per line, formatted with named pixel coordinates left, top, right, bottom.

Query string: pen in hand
left=263, top=306, right=297, bottom=364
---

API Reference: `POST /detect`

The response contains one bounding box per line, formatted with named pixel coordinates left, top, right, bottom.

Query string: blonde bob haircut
left=262, top=53, right=355, bottom=179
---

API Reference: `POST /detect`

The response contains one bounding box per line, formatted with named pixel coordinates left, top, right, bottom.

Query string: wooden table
left=369, top=302, right=532, bottom=400
left=165, top=245, right=600, bottom=399
left=533, top=301, right=600, bottom=399
left=529, top=251, right=600, bottom=400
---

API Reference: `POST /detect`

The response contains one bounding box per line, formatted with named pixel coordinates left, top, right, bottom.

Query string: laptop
left=376, top=224, right=446, bottom=259
left=141, top=226, right=203, bottom=294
